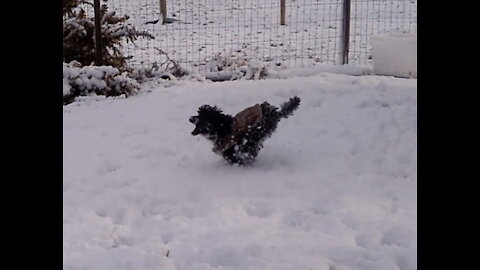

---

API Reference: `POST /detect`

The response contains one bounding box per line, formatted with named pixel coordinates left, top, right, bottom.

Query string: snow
left=372, top=34, right=417, bottom=78
left=63, top=78, right=72, bottom=96
left=63, top=63, right=140, bottom=100
left=63, top=68, right=417, bottom=270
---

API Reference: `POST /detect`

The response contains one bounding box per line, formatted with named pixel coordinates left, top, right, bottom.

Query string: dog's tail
left=279, top=96, right=301, bottom=118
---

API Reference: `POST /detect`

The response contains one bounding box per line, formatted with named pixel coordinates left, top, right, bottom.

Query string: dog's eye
left=189, top=116, right=199, bottom=124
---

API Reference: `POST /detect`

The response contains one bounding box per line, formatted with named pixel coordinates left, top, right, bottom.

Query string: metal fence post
left=93, top=0, right=103, bottom=66
left=160, top=0, right=167, bottom=24
left=280, top=0, right=286, bottom=25
left=341, top=0, right=351, bottom=65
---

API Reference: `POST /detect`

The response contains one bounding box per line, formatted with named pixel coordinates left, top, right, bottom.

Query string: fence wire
left=349, top=0, right=417, bottom=64
left=106, top=0, right=416, bottom=71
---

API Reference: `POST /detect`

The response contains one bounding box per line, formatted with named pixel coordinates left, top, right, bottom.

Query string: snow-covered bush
left=206, top=50, right=248, bottom=73
left=204, top=50, right=268, bottom=81
left=63, top=0, right=154, bottom=70
left=131, top=48, right=190, bottom=82
left=63, top=61, right=140, bottom=104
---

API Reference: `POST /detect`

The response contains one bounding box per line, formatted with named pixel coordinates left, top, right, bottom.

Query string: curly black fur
left=189, top=96, right=301, bottom=165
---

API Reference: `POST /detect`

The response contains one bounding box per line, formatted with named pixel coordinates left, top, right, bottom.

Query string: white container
left=371, top=34, right=417, bottom=78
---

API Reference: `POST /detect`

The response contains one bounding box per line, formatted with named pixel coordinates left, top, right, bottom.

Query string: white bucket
left=371, top=34, right=417, bottom=78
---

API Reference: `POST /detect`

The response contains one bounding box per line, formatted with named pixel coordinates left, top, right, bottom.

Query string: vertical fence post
left=160, top=0, right=167, bottom=24
left=280, top=0, right=286, bottom=25
left=93, top=0, right=103, bottom=66
left=341, top=0, right=351, bottom=64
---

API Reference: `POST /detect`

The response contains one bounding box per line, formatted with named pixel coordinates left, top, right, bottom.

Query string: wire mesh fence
left=105, top=0, right=416, bottom=71
left=349, top=0, right=417, bottom=64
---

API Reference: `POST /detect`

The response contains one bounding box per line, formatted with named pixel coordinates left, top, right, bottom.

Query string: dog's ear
left=198, top=105, right=222, bottom=114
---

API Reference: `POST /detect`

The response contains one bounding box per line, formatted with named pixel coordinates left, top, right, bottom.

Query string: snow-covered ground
left=63, top=67, right=417, bottom=270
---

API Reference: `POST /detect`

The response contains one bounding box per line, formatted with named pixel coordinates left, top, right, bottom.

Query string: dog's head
left=189, top=105, right=233, bottom=139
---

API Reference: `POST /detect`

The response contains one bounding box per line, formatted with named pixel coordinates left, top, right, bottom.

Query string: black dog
left=189, top=96, right=301, bottom=165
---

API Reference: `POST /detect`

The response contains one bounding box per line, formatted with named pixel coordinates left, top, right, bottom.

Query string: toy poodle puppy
left=189, top=96, right=301, bottom=165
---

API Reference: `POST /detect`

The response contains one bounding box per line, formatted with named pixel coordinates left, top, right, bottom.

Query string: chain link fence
left=105, top=0, right=416, bottom=71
